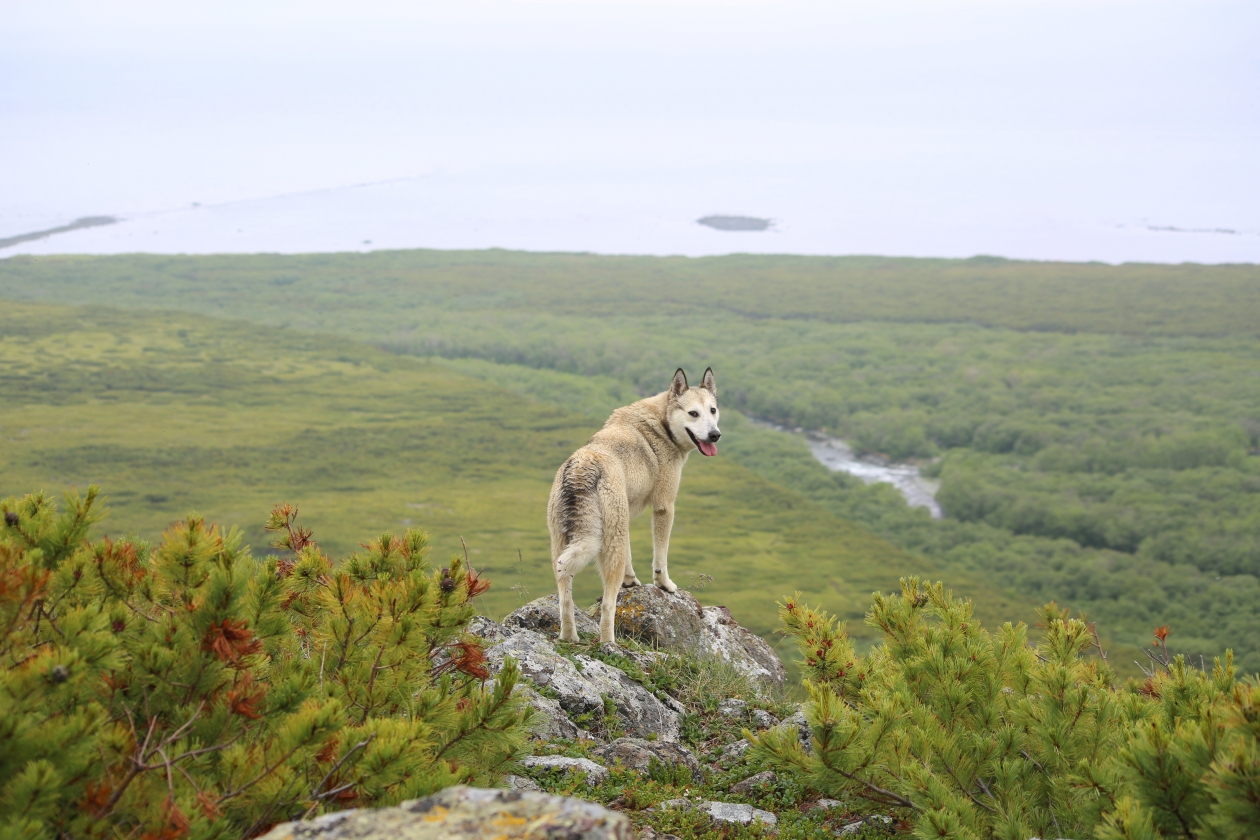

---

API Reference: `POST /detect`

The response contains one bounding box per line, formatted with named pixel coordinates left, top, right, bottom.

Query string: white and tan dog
left=547, top=368, right=721, bottom=645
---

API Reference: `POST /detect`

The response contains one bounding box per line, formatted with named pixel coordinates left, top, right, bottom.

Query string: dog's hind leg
left=596, top=486, right=631, bottom=644
left=622, top=542, right=642, bottom=588
left=553, top=536, right=599, bottom=643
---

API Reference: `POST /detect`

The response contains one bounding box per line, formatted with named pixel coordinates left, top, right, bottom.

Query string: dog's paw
left=654, top=577, right=678, bottom=593
left=558, top=630, right=580, bottom=643
left=622, top=576, right=642, bottom=588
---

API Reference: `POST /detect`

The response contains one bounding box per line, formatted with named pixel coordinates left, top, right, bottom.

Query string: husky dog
left=547, top=368, right=721, bottom=644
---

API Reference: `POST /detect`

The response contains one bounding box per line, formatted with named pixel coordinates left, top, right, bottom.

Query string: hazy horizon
left=3, top=0, right=1257, bottom=263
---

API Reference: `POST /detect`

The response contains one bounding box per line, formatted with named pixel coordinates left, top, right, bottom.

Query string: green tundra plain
left=1, top=251, right=1258, bottom=673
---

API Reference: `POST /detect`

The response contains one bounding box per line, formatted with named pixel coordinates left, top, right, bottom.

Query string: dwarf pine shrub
left=750, top=577, right=1260, bottom=840
left=0, top=488, right=531, bottom=840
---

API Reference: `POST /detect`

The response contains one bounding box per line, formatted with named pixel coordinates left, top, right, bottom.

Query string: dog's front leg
left=651, top=504, right=678, bottom=592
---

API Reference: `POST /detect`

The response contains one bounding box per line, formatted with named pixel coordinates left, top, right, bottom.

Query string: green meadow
left=0, top=301, right=1040, bottom=670
left=2, top=251, right=1257, bottom=672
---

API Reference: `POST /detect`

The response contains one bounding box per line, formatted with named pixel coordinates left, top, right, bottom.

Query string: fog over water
left=2, top=1, right=1257, bottom=262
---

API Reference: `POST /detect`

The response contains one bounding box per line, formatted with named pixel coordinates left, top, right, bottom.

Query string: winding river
left=751, top=419, right=943, bottom=519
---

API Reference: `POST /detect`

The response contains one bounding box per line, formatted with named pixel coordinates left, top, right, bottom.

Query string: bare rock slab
left=729, top=770, right=777, bottom=796
left=592, top=737, right=702, bottom=780
left=520, top=755, right=610, bottom=786
left=515, top=683, right=595, bottom=742
left=655, top=799, right=777, bottom=831
left=258, top=785, right=632, bottom=840
left=589, top=588, right=786, bottom=686
left=505, top=593, right=601, bottom=638
left=485, top=629, right=679, bottom=742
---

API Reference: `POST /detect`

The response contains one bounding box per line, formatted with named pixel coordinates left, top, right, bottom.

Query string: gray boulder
left=505, top=594, right=600, bottom=638
left=587, top=588, right=786, bottom=687
left=504, top=774, right=541, bottom=792
left=591, top=737, right=702, bottom=780
left=750, top=708, right=780, bottom=730
left=520, top=755, right=610, bottom=786
left=484, top=630, right=679, bottom=742
left=654, top=799, right=777, bottom=831
left=701, top=605, right=787, bottom=687
left=257, top=785, right=632, bottom=840
left=719, top=739, right=751, bottom=763
left=780, top=709, right=813, bottom=753
left=839, top=815, right=895, bottom=836
left=729, top=770, right=777, bottom=795
left=515, top=683, right=595, bottom=742
left=466, top=615, right=508, bottom=644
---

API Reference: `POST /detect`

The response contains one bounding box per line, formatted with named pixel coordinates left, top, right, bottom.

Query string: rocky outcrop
left=591, top=737, right=702, bottom=780
left=484, top=629, right=679, bottom=742
left=478, top=591, right=784, bottom=746
left=504, top=593, right=600, bottom=638
left=515, top=684, right=595, bottom=742
left=258, top=786, right=632, bottom=840
left=589, top=587, right=786, bottom=687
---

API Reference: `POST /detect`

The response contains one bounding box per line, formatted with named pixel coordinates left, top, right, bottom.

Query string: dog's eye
left=688, top=410, right=699, bottom=418
left=710, top=407, right=716, bottom=414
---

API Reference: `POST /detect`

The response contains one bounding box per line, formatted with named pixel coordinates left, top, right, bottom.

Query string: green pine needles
left=751, top=578, right=1260, bottom=840
left=0, top=488, right=531, bottom=840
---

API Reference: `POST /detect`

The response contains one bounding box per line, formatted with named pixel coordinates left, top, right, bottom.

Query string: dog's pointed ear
left=701, top=367, right=716, bottom=397
left=670, top=368, right=688, bottom=398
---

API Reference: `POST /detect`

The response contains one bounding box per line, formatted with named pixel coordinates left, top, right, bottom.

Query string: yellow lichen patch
left=422, top=805, right=449, bottom=822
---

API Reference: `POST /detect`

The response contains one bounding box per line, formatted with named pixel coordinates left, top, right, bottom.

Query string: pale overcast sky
left=2, top=1, right=1257, bottom=261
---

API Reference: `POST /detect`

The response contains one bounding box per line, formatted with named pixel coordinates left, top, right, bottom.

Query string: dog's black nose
left=708, top=430, right=721, bottom=443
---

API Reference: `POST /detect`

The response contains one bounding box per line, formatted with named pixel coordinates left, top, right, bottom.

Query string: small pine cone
left=4, top=511, right=18, bottom=527
left=440, top=568, right=457, bottom=593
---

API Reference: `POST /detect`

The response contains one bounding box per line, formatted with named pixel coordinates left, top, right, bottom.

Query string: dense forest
left=1, top=251, right=1257, bottom=672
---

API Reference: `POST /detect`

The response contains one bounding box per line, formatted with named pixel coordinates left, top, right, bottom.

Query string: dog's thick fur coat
left=547, top=368, right=721, bottom=644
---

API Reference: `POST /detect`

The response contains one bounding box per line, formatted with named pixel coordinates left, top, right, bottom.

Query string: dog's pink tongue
left=698, top=439, right=718, bottom=457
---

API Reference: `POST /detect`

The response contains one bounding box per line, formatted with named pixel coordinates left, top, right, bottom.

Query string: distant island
left=697, top=215, right=772, bottom=231
left=0, top=215, right=117, bottom=249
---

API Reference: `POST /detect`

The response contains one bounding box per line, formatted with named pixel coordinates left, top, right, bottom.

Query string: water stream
left=751, top=419, right=943, bottom=519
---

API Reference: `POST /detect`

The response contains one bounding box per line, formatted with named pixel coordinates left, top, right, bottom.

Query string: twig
left=303, top=733, right=377, bottom=818
left=320, top=640, right=328, bottom=690
left=1087, top=622, right=1108, bottom=662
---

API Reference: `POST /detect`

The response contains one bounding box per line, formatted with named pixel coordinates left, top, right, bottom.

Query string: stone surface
left=729, top=770, right=777, bottom=795
left=505, top=593, right=601, bottom=638
left=839, top=815, right=894, bottom=836
left=520, top=755, right=610, bottom=786
left=485, top=630, right=680, bottom=742
left=589, top=589, right=786, bottom=687
left=813, top=798, right=844, bottom=810
left=504, top=774, right=541, bottom=792
left=592, top=737, right=702, bottom=780
left=515, top=683, right=595, bottom=742
left=466, top=615, right=507, bottom=644
left=750, top=708, right=780, bottom=729
left=592, top=585, right=706, bottom=649
left=718, top=698, right=748, bottom=717
left=701, top=606, right=787, bottom=687
left=780, top=709, right=813, bottom=753
left=637, top=829, right=681, bottom=840
left=257, top=785, right=631, bottom=840
left=720, top=739, right=751, bottom=762
left=706, top=801, right=778, bottom=830
left=655, top=799, right=777, bottom=830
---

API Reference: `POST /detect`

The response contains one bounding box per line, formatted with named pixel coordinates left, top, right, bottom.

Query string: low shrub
left=0, top=488, right=531, bottom=840
left=751, top=578, right=1260, bottom=840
